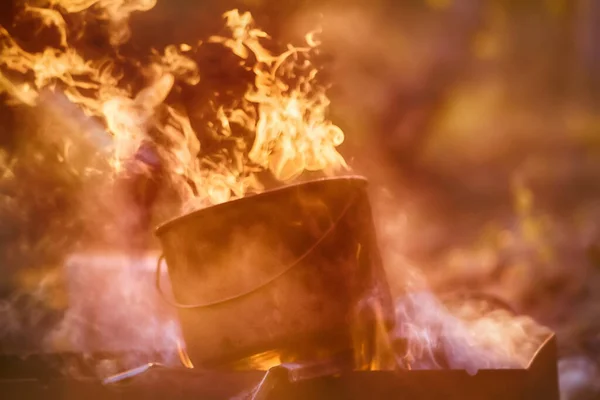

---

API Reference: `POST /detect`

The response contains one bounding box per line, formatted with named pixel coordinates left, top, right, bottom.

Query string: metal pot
left=155, top=176, right=395, bottom=367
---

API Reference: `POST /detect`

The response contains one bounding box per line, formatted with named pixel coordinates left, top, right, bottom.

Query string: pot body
left=155, top=176, right=395, bottom=366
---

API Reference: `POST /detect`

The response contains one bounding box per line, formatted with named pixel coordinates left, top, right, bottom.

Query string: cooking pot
left=155, top=176, right=395, bottom=367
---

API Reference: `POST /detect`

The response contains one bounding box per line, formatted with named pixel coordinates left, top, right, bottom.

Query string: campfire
left=0, top=1, right=560, bottom=399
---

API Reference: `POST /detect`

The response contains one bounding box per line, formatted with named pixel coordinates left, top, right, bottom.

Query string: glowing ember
left=229, top=350, right=282, bottom=371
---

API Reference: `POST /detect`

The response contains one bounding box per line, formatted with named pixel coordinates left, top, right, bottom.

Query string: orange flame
left=228, top=350, right=282, bottom=371
left=1, top=4, right=348, bottom=214
left=176, top=338, right=194, bottom=369
left=209, top=10, right=347, bottom=183
left=0, top=3, right=555, bottom=373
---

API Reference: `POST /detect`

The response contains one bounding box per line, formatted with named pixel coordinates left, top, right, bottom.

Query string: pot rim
left=155, top=174, right=368, bottom=237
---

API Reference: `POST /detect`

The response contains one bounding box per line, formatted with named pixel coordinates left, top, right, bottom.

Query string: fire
left=209, top=10, right=347, bottom=183
left=229, top=350, right=282, bottom=371
left=1, top=1, right=548, bottom=376
left=1, top=1, right=349, bottom=364
left=1, top=3, right=348, bottom=215
left=176, top=338, right=194, bottom=369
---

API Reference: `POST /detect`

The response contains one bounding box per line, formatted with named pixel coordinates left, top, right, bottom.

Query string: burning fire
left=0, top=0, right=349, bottom=370
left=0, top=0, right=552, bottom=376
left=0, top=1, right=348, bottom=214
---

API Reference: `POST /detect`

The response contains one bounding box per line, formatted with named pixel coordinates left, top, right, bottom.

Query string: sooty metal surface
left=0, top=333, right=559, bottom=400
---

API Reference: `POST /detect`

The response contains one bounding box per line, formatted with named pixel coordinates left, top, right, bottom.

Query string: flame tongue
left=210, top=10, right=348, bottom=183
left=48, top=0, right=158, bottom=45
left=1, top=4, right=348, bottom=214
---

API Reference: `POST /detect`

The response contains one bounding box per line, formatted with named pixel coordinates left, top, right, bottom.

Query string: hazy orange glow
left=0, top=0, right=555, bottom=376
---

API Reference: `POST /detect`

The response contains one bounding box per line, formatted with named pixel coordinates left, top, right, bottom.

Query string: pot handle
left=156, top=194, right=358, bottom=309
left=156, top=254, right=196, bottom=308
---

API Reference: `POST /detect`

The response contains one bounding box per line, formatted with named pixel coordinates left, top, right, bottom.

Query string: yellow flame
left=1, top=5, right=348, bottom=214
left=176, top=339, right=194, bottom=369
left=228, top=350, right=282, bottom=371
left=210, top=10, right=348, bottom=183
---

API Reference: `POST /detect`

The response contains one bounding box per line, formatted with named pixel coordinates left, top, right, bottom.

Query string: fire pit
left=154, top=176, right=395, bottom=368
left=0, top=315, right=560, bottom=399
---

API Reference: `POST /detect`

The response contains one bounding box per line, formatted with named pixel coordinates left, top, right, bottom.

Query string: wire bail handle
left=155, top=195, right=358, bottom=309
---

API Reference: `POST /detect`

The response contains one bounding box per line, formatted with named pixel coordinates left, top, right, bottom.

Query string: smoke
left=368, top=191, right=551, bottom=373
left=288, top=3, right=559, bottom=373
left=46, top=254, right=182, bottom=365
left=393, top=290, right=549, bottom=374
left=559, top=357, right=600, bottom=400
left=0, top=90, right=184, bottom=372
left=286, top=4, right=600, bottom=397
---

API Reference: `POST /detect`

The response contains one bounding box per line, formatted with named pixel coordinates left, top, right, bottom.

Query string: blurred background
left=0, top=0, right=599, bottom=398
